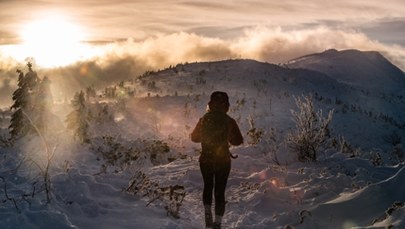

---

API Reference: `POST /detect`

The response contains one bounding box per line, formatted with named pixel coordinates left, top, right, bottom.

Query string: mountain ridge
left=121, top=49, right=405, bottom=150
left=286, top=49, right=405, bottom=91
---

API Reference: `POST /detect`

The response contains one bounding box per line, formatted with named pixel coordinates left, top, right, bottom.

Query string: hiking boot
left=213, top=222, right=221, bottom=229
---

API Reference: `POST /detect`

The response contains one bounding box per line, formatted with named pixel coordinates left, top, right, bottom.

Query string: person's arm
left=228, top=118, right=243, bottom=146
left=190, top=118, right=202, bottom=143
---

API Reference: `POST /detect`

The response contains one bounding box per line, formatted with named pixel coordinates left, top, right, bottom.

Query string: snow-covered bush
left=332, top=135, right=360, bottom=158
left=262, top=128, right=283, bottom=164
left=246, top=115, right=264, bottom=145
left=90, top=135, right=174, bottom=174
left=126, top=171, right=186, bottom=219
left=369, top=150, right=383, bottom=166
left=286, top=94, right=334, bottom=162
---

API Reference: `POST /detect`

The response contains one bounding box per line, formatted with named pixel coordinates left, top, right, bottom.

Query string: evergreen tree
left=9, top=62, right=39, bottom=140
left=9, top=63, right=54, bottom=140
left=66, top=91, right=92, bottom=143
left=24, top=62, right=39, bottom=91
left=85, top=85, right=96, bottom=101
left=9, top=69, right=28, bottom=139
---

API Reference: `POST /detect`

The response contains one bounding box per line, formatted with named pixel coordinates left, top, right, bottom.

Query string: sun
left=16, top=14, right=94, bottom=67
left=21, top=16, right=83, bottom=47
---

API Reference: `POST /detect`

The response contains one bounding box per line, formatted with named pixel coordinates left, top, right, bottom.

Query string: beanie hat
left=208, top=91, right=229, bottom=110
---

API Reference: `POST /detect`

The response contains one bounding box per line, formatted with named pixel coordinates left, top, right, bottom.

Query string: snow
left=1, top=49, right=405, bottom=228
left=286, top=49, right=405, bottom=92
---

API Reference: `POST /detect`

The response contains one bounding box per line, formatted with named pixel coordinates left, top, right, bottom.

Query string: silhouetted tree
left=9, top=62, right=39, bottom=140
left=85, top=85, right=97, bottom=100
left=66, top=91, right=92, bottom=143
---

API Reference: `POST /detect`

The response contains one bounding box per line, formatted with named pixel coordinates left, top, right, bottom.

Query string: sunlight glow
left=12, top=14, right=98, bottom=67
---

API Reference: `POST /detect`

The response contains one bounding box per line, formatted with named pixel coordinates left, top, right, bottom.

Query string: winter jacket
left=191, top=110, right=243, bottom=163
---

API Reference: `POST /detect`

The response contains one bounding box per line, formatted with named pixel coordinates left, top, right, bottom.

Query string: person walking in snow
left=191, top=91, right=243, bottom=229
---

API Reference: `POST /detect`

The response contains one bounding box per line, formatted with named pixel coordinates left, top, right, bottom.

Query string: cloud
left=360, top=18, right=405, bottom=46
left=232, top=26, right=389, bottom=63
left=3, top=0, right=405, bottom=43
left=96, top=26, right=405, bottom=67
left=1, top=25, right=405, bottom=107
left=2, top=0, right=405, bottom=57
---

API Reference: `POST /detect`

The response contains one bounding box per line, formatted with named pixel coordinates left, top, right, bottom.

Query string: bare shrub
left=286, top=95, right=333, bottom=162
left=91, top=136, right=173, bottom=174
left=246, top=115, right=264, bottom=145
left=126, top=171, right=186, bottom=219
left=331, top=135, right=360, bottom=158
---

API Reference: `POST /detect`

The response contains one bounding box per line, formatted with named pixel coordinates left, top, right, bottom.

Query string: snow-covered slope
left=1, top=49, right=405, bottom=229
left=287, top=49, right=405, bottom=91
left=135, top=57, right=405, bottom=151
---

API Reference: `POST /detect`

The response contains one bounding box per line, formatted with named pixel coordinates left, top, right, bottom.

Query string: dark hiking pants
left=200, top=160, right=231, bottom=216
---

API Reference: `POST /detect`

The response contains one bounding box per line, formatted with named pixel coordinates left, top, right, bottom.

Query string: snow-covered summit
left=287, top=49, right=405, bottom=91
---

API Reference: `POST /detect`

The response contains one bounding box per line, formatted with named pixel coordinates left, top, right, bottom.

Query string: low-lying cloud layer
left=1, top=26, right=405, bottom=107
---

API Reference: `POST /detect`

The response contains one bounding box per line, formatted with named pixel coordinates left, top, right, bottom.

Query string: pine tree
left=9, top=63, right=54, bottom=140
left=9, top=62, right=39, bottom=140
left=85, top=85, right=96, bottom=101
left=66, top=91, right=92, bottom=143
left=9, top=70, right=27, bottom=139
left=24, top=62, right=39, bottom=91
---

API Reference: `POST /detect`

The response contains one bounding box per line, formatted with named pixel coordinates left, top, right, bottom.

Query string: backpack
left=200, top=111, right=229, bottom=157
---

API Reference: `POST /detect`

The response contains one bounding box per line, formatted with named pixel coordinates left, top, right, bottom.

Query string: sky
left=0, top=0, right=405, bottom=105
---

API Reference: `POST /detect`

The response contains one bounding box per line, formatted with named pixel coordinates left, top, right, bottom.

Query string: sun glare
left=13, top=14, right=96, bottom=67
